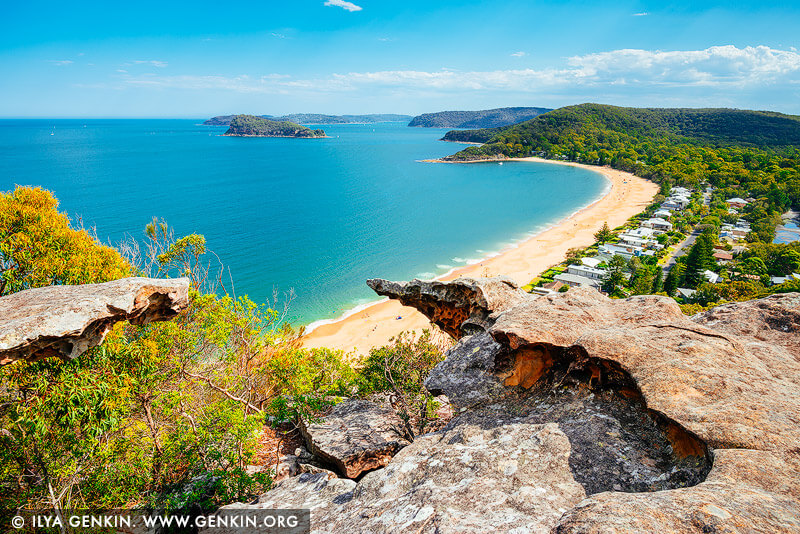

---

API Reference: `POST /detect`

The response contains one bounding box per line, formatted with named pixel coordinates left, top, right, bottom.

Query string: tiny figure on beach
left=396, top=316, right=402, bottom=320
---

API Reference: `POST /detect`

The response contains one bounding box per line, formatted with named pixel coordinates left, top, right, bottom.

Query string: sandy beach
left=302, top=157, right=659, bottom=355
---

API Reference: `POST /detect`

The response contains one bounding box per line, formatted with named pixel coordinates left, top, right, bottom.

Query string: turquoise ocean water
left=0, top=120, right=606, bottom=327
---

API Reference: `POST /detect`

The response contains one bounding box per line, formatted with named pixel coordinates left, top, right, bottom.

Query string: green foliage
left=601, top=255, right=628, bottom=297
left=0, top=193, right=360, bottom=516
left=0, top=186, right=131, bottom=296
left=358, top=331, right=446, bottom=436
left=593, top=222, right=614, bottom=244
left=225, top=115, right=325, bottom=138
left=683, top=233, right=716, bottom=288
left=663, top=267, right=681, bottom=296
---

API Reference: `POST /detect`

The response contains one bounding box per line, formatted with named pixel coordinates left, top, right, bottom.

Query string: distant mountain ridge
left=408, top=107, right=552, bottom=129
left=223, top=115, right=326, bottom=138
left=205, top=113, right=412, bottom=126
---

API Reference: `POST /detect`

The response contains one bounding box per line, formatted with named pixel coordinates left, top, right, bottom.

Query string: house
left=567, top=264, right=606, bottom=280
left=726, top=197, right=749, bottom=209
left=619, top=235, right=650, bottom=248
left=676, top=288, right=696, bottom=300
left=703, top=270, right=721, bottom=284
left=770, top=273, right=800, bottom=286
left=654, top=209, right=672, bottom=219
left=624, top=227, right=656, bottom=239
left=641, top=218, right=673, bottom=232
left=599, top=243, right=639, bottom=260
left=713, top=251, right=733, bottom=264
left=662, top=197, right=689, bottom=210
left=542, top=280, right=566, bottom=291
left=672, top=187, right=691, bottom=195
left=554, top=273, right=601, bottom=289
left=581, top=257, right=603, bottom=269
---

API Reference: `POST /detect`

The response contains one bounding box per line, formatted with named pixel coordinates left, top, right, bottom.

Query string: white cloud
left=633, top=12, right=649, bottom=16
left=48, top=60, right=73, bottom=66
left=131, top=60, right=168, bottom=68
left=324, top=0, right=362, bottom=12
left=271, top=32, right=286, bottom=39
left=511, top=51, right=526, bottom=58
left=111, top=45, right=800, bottom=100
left=567, top=45, right=800, bottom=86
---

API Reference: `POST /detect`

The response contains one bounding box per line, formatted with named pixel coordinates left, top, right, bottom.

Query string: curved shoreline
left=302, top=157, right=658, bottom=355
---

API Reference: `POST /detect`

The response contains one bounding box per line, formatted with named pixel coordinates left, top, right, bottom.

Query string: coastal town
left=529, top=184, right=800, bottom=309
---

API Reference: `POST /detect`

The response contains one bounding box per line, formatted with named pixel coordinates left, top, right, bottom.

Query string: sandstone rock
left=367, top=277, right=528, bottom=337
left=692, top=292, right=800, bottom=351
left=273, top=455, right=299, bottom=482
left=242, top=282, right=800, bottom=533
left=299, top=399, right=411, bottom=479
left=488, top=289, right=800, bottom=454
left=424, top=331, right=509, bottom=409
left=255, top=472, right=355, bottom=515
left=0, top=277, right=190, bottom=366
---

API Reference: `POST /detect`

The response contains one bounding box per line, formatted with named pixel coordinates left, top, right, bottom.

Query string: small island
left=223, top=114, right=326, bottom=138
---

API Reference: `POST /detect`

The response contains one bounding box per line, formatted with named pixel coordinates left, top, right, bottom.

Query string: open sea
left=0, top=120, right=607, bottom=327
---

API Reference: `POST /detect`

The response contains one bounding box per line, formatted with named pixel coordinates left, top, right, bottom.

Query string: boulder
left=300, top=400, right=411, bottom=479
left=0, top=277, right=190, bottom=366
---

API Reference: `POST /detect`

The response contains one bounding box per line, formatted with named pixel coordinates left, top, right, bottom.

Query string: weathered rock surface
left=300, top=400, right=411, bottom=479
left=424, top=331, right=508, bottom=409
left=367, top=277, right=527, bottom=337
left=0, top=277, right=190, bottom=366
left=235, top=280, right=800, bottom=533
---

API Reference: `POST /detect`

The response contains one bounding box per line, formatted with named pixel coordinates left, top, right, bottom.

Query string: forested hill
left=444, top=104, right=800, bottom=150
left=408, top=107, right=552, bottom=128
left=445, top=103, right=800, bottom=210
left=223, top=115, right=326, bottom=138
left=205, top=113, right=411, bottom=125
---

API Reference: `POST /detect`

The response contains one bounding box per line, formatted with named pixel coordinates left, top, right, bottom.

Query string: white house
left=676, top=288, right=696, bottom=300
left=662, top=197, right=689, bottom=210
left=654, top=209, right=672, bottom=219
left=567, top=264, right=606, bottom=280
left=703, top=270, right=721, bottom=284
left=599, top=243, right=640, bottom=259
left=619, top=235, right=651, bottom=248
left=581, top=257, right=603, bottom=269
left=625, top=227, right=656, bottom=239
left=554, top=273, right=601, bottom=289
left=641, top=218, right=673, bottom=232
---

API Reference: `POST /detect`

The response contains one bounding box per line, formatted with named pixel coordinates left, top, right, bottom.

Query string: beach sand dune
left=302, top=157, right=658, bottom=355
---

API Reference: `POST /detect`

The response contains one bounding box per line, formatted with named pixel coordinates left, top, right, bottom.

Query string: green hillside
left=446, top=104, right=800, bottom=210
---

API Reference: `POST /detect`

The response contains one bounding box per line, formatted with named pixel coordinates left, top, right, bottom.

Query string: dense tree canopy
left=445, top=104, right=800, bottom=213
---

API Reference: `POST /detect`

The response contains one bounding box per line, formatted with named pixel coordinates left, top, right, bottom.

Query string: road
left=662, top=228, right=700, bottom=273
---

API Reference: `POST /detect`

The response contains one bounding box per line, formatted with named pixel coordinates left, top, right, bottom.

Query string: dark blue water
left=0, top=120, right=606, bottom=326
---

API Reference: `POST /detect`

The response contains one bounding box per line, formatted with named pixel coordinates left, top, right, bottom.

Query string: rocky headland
left=228, top=277, right=800, bottom=533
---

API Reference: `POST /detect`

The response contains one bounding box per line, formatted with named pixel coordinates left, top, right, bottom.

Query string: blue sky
left=2, top=0, right=800, bottom=117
